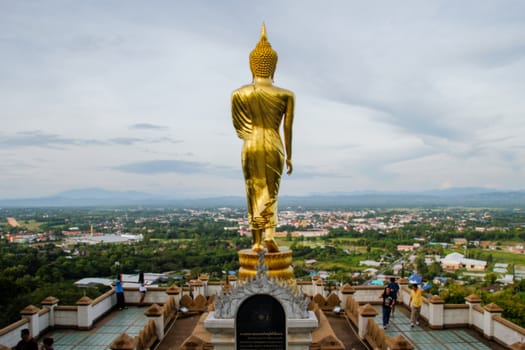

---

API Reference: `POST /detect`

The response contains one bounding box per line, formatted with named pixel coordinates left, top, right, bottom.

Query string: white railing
left=1, top=282, right=525, bottom=349
left=0, top=319, right=29, bottom=348
left=471, top=305, right=484, bottom=330
left=37, top=309, right=50, bottom=335
left=54, top=306, right=78, bottom=327
left=493, top=316, right=525, bottom=346
left=443, top=305, right=469, bottom=326
left=345, top=282, right=525, bottom=348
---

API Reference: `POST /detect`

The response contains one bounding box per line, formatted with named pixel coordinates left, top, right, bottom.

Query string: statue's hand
left=286, top=159, right=293, bottom=175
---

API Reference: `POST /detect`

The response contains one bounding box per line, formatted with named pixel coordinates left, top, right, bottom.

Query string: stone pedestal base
left=204, top=311, right=318, bottom=350
left=206, top=250, right=314, bottom=350
left=238, top=249, right=294, bottom=281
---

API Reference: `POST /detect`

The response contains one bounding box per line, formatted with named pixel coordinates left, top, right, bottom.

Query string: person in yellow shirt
left=409, top=283, right=423, bottom=327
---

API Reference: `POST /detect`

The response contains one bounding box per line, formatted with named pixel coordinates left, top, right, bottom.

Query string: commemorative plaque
left=236, top=294, right=286, bottom=350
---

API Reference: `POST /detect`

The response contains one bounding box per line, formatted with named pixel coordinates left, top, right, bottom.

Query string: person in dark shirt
left=14, top=329, right=38, bottom=350
left=41, top=337, right=54, bottom=350
left=387, top=277, right=400, bottom=317
left=379, top=287, right=395, bottom=329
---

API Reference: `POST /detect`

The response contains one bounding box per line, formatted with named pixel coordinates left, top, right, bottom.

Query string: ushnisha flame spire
left=249, top=23, right=278, bottom=79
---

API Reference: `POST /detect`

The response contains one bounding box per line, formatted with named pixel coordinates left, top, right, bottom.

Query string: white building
left=441, top=252, right=487, bottom=272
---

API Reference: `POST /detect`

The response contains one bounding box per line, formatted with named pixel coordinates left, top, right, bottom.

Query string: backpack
left=384, top=296, right=393, bottom=307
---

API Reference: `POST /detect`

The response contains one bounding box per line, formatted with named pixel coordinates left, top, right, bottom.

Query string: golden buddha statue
left=232, top=24, right=295, bottom=253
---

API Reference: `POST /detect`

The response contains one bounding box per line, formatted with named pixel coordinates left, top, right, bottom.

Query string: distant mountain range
left=0, top=187, right=524, bottom=208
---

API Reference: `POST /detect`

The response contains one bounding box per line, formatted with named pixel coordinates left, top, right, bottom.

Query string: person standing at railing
left=409, top=283, right=423, bottom=327
left=138, top=282, right=147, bottom=307
left=115, top=275, right=126, bottom=310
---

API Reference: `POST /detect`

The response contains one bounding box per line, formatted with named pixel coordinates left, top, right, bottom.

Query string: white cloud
left=1, top=1, right=524, bottom=198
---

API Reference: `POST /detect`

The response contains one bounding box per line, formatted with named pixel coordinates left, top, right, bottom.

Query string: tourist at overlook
left=387, top=277, right=400, bottom=317
left=409, top=283, right=423, bottom=327
left=138, top=282, right=147, bottom=306
left=379, top=286, right=395, bottom=329
left=40, top=337, right=54, bottom=350
left=115, top=275, right=126, bottom=310
left=13, top=328, right=38, bottom=350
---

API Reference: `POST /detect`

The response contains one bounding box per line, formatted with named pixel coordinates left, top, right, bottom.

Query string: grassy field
left=276, top=237, right=369, bottom=253
left=275, top=237, right=374, bottom=275
left=486, top=250, right=525, bottom=265
left=20, top=220, right=42, bottom=231
left=447, top=246, right=525, bottom=266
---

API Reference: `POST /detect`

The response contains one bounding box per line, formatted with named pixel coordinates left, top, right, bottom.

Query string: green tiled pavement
left=409, top=331, right=437, bottom=344
left=422, top=344, right=447, bottom=350
left=43, top=304, right=500, bottom=349
left=54, top=333, right=89, bottom=345
left=100, top=325, right=127, bottom=333
left=45, top=307, right=148, bottom=350
left=436, top=331, right=464, bottom=343
left=373, top=306, right=495, bottom=350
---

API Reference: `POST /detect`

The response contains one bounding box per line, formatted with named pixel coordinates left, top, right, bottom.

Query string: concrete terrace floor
left=158, top=312, right=370, bottom=350
left=159, top=307, right=506, bottom=350
left=45, top=307, right=148, bottom=350
left=373, top=306, right=506, bottom=350
left=42, top=305, right=506, bottom=350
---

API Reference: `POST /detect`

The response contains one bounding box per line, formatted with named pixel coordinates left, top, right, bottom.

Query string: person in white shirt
left=138, top=283, right=147, bottom=306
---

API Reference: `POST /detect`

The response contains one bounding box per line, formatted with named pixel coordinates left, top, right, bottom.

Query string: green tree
left=440, top=282, right=473, bottom=304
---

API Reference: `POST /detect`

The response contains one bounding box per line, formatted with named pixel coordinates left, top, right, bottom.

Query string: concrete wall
left=54, top=307, right=78, bottom=327
left=471, top=306, right=484, bottom=331
left=443, top=306, right=469, bottom=326
left=420, top=299, right=430, bottom=321
left=493, top=316, right=525, bottom=347
left=91, top=290, right=116, bottom=323
left=123, top=287, right=173, bottom=305
left=0, top=319, right=29, bottom=348
left=345, top=285, right=525, bottom=348
left=206, top=283, right=224, bottom=297
left=2, top=283, right=525, bottom=349
left=352, top=286, right=384, bottom=304
left=38, top=310, right=50, bottom=334
left=297, top=282, right=317, bottom=297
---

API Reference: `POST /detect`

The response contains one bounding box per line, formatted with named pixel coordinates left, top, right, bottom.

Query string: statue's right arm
left=231, top=90, right=251, bottom=139
left=283, top=92, right=295, bottom=175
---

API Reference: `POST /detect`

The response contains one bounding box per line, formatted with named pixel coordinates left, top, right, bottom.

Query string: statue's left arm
left=284, top=92, right=295, bottom=175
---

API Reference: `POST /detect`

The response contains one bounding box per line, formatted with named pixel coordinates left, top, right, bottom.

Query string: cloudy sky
left=1, top=1, right=524, bottom=199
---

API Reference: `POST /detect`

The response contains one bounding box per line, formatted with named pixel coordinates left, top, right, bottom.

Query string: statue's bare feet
left=264, top=238, right=280, bottom=253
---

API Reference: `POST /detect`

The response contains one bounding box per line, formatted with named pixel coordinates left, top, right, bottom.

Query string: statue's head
left=249, top=23, right=278, bottom=80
